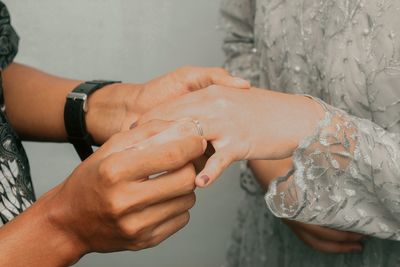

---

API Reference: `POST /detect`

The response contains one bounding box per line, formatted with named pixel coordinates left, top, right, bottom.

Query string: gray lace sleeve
left=265, top=97, right=400, bottom=240
left=220, top=0, right=260, bottom=85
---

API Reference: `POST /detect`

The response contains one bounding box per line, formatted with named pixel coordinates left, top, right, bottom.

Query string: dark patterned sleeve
left=0, top=1, right=18, bottom=70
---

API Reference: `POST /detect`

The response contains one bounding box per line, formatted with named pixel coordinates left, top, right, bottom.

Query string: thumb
left=195, top=148, right=234, bottom=187
left=188, top=67, right=250, bottom=91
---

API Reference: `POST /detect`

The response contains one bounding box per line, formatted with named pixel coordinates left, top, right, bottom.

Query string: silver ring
left=191, top=119, right=204, bottom=137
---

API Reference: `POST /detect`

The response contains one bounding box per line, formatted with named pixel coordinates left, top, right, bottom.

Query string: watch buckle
left=67, top=92, right=88, bottom=112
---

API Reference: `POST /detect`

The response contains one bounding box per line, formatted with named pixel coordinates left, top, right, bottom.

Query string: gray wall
left=3, top=1, right=244, bottom=267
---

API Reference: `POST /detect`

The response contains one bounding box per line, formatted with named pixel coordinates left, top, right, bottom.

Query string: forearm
left=0, top=186, right=84, bottom=267
left=2, top=63, right=81, bottom=141
left=249, top=158, right=293, bottom=190
left=2, top=63, right=141, bottom=144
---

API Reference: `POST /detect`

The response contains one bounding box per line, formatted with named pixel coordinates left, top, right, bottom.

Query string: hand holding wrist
left=85, top=82, right=142, bottom=144
left=84, top=66, right=249, bottom=145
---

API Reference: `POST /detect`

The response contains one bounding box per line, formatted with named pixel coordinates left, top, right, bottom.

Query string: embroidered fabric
left=266, top=98, right=400, bottom=240
left=221, top=0, right=400, bottom=266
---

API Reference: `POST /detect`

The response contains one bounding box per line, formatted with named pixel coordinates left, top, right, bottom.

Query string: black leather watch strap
left=64, top=80, right=121, bottom=161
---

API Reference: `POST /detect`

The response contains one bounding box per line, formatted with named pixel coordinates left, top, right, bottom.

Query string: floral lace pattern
left=221, top=0, right=400, bottom=266
left=266, top=99, right=400, bottom=240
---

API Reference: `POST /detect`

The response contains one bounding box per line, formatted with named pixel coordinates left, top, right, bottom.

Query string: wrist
left=85, top=82, right=143, bottom=144
left=0, top=186, right=85, bottom=266
left=249, top=158, right=293, bottom=190
left=42, top=185, right=88, bottom=264
left=293, top=94, right=325, bottom=143
left=278, top=94, right=325, bottom=156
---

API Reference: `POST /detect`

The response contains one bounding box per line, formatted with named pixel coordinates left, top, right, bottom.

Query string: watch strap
left=64, top=80, right=121, bottom=161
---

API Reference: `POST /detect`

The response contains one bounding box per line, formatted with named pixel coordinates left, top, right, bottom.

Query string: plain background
left=3, top=1, right=245, bottom=267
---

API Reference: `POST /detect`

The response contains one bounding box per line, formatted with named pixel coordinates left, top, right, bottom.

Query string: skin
left=2, top=63, right=250, bottom=144
left=0, top=120, right=207, bottom=266
left=0, top=64, right=249, bottom=266
left=139, top=85, right=365, bottom=253
left=139, top=85, right=325, bottom=186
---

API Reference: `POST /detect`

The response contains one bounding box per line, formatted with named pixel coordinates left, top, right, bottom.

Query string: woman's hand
left=0, top=120, right=206, bottom=266
left=86, top=66, right=250, bottom=144
left=139, top=86, right=325, bottom=187
left=283, top=219, right=364, bottom=253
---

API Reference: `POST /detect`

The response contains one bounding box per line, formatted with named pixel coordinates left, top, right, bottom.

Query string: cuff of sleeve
left=264, top=95, right=331, bottom=220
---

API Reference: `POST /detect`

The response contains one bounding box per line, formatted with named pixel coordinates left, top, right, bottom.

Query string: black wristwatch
left=64, top=80, right=121, bottom=161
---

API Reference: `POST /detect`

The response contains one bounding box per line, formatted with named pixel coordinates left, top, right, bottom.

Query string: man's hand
left=0, top=119, right=206, bottom=266
left=86, top=66, right=250, bottom=144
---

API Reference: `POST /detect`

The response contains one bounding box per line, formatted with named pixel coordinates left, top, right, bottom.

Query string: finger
left=119, top=193, right=195, bottom=237
left=94, top=120, right=174, bottom=159
left=100, top=136, right=206, bottom=182
left=208, top=68, right=250, bottom=89
left=294, top=222, right=364, bottom=242
left=131, top=119, right=206, bottom=150
left=192, top=142, right=215, bottom=173
left=121, top=164, right=197, bottom=209
left=138, top=101, right=198, bottom=126
left=295, top=229, right=363, bottom=253
left=195, top=148, right=234, bottom=187
left=183, top=67, right=250, bottom=90
left=143, top=212, right=191, bottom=249
left=141, top=113, right=222, bottom=142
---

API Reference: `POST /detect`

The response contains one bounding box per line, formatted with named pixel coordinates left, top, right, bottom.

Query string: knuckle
left=188, top=136, right=205, bottom=155
left=118, top=219, right=146, bottom=239
left=147, top=237, right=163, bottom=249
left=129, top=195, right=148, bottom=212
left=187, top=193, right=196, bottom=209
left=103, top=196, right=124, bottom=220
left=101, top=189, right=147, bottom=222
left=164, top=146, right=186, bottom=166
left=98, top=159, right=120, bottom=185
left=108, top=132, right=124, bottom=145
left=182, top=163, right=197, bottom=177
left=127, top=243, right=142, bottom=251
left=128, top=239, right=152, bottom=251
left=182, top=211, right=191, bottom=226
left=180, top=165, right=197, bottom=191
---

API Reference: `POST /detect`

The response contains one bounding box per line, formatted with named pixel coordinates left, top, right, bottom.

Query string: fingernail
left=232, top=77, right=251, bottom=88
left=130, top=122, right=137, bottom=129
left=198, top=175, right=210, bottom=186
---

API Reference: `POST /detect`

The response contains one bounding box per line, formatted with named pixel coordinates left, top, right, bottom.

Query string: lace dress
left=221, top=0, right=400, bottom=266
left=0, top=2, right=35, bottom=226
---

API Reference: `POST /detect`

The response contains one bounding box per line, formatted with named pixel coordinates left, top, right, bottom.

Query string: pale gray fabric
left=221, top=0, right=400, bottom=266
